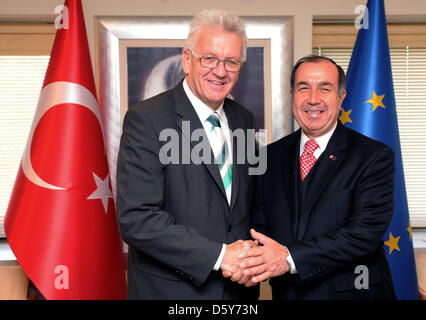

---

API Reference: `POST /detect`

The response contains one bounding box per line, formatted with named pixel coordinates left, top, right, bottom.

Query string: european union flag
left=341, top=0, right=419, bottom=299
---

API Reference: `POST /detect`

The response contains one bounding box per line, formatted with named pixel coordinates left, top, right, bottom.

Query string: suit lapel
left=172, top=82, right=227, bottom=201
left=297, top=123, right=349, bottom=239
left=280, top=131, right=300, bottom=238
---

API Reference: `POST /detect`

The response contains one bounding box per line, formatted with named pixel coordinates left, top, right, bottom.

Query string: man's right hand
left=220, top=240, right=256, bottom=282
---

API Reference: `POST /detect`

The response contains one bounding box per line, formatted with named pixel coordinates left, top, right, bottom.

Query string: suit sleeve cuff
left=213, top=244, right=227, bottom=271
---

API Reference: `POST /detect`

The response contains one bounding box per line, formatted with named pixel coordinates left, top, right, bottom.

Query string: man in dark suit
left=235, top=55, right=396, bottom=299
left=116, top=9, right=257, bottom=299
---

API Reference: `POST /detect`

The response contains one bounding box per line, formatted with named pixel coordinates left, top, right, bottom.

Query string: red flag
left=5, top=0, right=126, bottom=299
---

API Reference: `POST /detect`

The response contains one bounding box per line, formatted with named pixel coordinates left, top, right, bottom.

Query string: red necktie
left=300, top=139, right=319, bottom=181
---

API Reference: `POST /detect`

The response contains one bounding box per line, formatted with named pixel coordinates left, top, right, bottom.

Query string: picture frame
left=94, top=15, right=293, bottom=198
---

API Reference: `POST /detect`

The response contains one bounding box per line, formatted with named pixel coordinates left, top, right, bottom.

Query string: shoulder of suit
left=129, top=88, right=175, bottom=114
left=123, top=88, right=176, bottom=134
left=267, top=130, right=299, bottom=152
left=224, top=97, right=255, bottom=120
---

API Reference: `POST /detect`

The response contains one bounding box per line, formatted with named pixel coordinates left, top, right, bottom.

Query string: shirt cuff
left=286, top=248, right=297, bottom=274
left=213, top=244, right=227, bottom=271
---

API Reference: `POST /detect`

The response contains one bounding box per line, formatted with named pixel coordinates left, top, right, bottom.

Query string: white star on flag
left=87, top=172, right=113, bottom=214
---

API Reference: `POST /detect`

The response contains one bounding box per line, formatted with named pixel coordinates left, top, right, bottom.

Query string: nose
left=212, top=60, right=227, bottom=77
left=307, top=88, right=321, bottom=105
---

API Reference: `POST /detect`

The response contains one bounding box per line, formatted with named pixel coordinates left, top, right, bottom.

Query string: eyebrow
left=318, top=81, right=334, bottom=87
left=295, top=81, right=335, bottom=88
left=295, top=81, right=311, bottom=87
left=202, top=52, right=240, bottom=60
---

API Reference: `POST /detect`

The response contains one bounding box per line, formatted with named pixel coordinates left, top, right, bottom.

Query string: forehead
left=295, top=60, right=339, bottom=85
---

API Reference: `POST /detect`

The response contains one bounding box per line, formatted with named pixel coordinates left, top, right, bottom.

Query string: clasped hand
left=220, top=229, right=290, bottom=287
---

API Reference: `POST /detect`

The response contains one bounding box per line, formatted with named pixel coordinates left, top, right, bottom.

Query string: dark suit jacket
left=117, top=81, right=257, bottom=299
left=251, top=122, right=396, bottom=300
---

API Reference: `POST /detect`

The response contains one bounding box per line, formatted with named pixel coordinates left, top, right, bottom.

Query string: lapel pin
left=329, top=154, right=337, bottom=160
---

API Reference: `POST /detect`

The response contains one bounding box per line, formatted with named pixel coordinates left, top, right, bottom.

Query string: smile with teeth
left=305, top=110, right=323, bottom=114
left=208, top=80, right=225, bottom=85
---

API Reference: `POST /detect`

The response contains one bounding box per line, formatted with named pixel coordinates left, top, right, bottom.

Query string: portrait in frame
left=94, top=16, right=293, bottom=198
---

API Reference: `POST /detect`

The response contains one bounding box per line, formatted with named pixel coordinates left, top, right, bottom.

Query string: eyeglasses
left=189, top=50, right=242, bottom=72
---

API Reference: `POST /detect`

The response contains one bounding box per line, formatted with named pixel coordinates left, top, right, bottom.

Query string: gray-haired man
left=117, top=9, right=258, bottom=299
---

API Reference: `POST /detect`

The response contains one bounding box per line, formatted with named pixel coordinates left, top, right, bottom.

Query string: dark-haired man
left=237, top=55, right=396, bottom=300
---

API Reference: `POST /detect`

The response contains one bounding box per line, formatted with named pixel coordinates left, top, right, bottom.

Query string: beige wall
left=1, top=0, right=426, bottom=80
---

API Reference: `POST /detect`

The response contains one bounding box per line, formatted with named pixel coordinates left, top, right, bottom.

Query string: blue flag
left=341, top=0, right=419, bottom=299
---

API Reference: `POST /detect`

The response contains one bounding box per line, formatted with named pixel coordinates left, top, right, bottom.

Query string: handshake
left=220, top=229, right=291, bottom=287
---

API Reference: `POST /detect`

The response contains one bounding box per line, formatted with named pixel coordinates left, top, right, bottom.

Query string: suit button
left=228, top=225, right=232, bottom=232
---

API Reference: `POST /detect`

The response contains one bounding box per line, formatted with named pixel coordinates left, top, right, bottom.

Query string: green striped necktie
left=207, top=112, right=232, bottom=203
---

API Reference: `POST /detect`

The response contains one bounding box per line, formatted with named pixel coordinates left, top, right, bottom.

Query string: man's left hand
left=238, top=229, right=290, bottom=287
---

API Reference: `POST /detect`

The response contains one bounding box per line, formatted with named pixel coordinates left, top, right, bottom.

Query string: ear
left=340, top=89, right=347, bottom=101
left=181, top=49, right=191, bottom=75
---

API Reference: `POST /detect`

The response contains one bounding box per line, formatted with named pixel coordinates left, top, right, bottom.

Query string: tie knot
left=207, top=112, right=221, bottom=128
left=304, top=139, right=319, bottom=155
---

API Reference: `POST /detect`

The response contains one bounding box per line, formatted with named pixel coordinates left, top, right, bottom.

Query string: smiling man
left=291, top=57, right=346, bottom=139
left=182, top=25, right=243, bottom=109
left=116, top=9, right=257, bottom=300
left=233, top=55, right=397, bottom=300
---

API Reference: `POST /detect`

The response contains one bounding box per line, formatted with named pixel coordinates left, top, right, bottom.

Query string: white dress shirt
left=299, top=122, right=337, bottom=158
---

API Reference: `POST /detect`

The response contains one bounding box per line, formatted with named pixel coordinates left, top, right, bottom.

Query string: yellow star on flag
left=366, top=91, right=386, bottom=112
left=339, top=107, right=352, bottom=125
left=384, top=232, right=400, bottom=255
left=407, top=224, right=412, bottom=240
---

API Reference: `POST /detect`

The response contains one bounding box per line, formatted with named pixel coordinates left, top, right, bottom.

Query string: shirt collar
left=183, top=78, right=225, bottom=123
left=300, top=122, right=337, bottom=155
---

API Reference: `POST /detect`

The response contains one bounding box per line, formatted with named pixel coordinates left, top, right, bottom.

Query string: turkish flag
left=5, top=0, right=126, bottom=299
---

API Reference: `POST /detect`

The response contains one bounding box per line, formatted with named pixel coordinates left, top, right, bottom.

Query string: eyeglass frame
left=188, top=50, right=243, bottom=72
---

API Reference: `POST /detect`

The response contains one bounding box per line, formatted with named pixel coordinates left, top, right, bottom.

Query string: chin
left=206, top=95, right=228, bottom=105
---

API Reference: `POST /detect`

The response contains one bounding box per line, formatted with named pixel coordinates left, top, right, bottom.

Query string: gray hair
left=184, top=9, right=248, bottom=63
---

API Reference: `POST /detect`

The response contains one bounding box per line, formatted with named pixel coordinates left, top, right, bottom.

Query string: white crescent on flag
left=22, top=81, right=103, bottom=190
